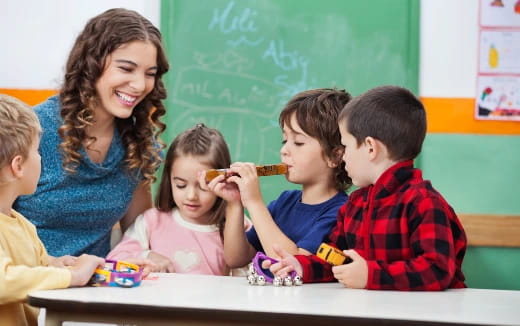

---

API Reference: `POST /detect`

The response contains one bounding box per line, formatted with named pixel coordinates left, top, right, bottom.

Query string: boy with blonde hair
left=0, top=94, right=105, bottom=325
left=270, top=86, right=467, bottom=291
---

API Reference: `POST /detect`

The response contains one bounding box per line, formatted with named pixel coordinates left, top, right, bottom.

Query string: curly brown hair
left=279, top=88, right=353, bottom=192
left=155, top=124, right=231, bottom=240
left=58, top=8, right=169, bottom=185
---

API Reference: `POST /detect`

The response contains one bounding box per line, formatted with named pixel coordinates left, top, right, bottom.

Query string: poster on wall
left=479, top=31, right=520, bottom=74
left=476, top=76, right=520, bottom=120
left=480, top=0, right=520, bottom=27
left=476, top=0, right=520, bottom=121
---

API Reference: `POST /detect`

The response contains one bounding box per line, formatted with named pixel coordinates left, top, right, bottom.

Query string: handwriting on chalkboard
left=170, top=0, right=320, bottom=163
left=208, top=1, right=264, bottom=47
left=164, top=0, right=419, bottom=203
left=207, top=1, right=315, bottom=99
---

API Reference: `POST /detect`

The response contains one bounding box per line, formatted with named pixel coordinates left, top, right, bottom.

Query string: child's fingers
left=342, top=249, right=359, bottom=261
left=274, top=264, right=296, bottom=278
left=200, top=171, right=224, bottom=190
left=271, top=244, right=303, bottom=277
left=157, top=263, right=169, bottom=273
left=242, top=162, right=257, bottom=176
left=212, top=180, right=225, bottom=193
left=268, top=261, right=283, bottom=274
left=166, top=262, right=175, bottom=273
left=141, top=265, right=152, bottom=277
left=229, top=162, right=256, bottom=179
left=78, top=254, right=104, bottom=270
left=197, top=171, right=210, bottom=190
left=270, top=259, right=300, bottom=278
left=261, top=259, right=272, bottom=269
left=225, top=174, right=241, bottom=185
left=209, top=174, right=226, bottom=186
left=234, top=163, right=258, bottom=181
left=159, top=258, right=175, bottom=273
left=141, top=259, right=158, bottom=274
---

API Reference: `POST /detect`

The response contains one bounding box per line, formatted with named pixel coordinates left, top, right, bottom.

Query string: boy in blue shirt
left=204, top=88, right=353, bottom=267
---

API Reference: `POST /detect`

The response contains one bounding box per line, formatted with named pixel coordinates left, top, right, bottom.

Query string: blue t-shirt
left=14, top=96, right=141, bottom=257
left=246, top=189, right=348, bottom=254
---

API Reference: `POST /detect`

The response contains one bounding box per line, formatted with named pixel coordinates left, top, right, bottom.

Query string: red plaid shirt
left=295, top=161, right=467, bottom=290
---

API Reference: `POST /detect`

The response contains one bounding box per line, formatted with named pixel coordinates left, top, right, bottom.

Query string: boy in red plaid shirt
left=270, top=86, right=467, bottom=290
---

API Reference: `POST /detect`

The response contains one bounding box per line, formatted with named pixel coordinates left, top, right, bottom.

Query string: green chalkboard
left=160, top=0, right=419, bottom=203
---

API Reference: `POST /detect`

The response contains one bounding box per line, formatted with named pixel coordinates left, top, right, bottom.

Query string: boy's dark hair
left=279, top=88, right=352, bottom=192
left=58, top=8, right=169, bottom=185
left=155, top=123, right=231, bottom=239
left=339, top=85, right=426, bottom=161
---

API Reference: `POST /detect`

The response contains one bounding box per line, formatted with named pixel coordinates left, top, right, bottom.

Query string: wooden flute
left=205, top=163, right=288, bottom=182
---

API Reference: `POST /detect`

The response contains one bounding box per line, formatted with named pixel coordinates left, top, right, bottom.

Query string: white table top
left=29, top=273, right=520, bottom=326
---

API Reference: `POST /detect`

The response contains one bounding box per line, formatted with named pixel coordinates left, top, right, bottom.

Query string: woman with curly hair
left=14, top=8, right=170, bottom=257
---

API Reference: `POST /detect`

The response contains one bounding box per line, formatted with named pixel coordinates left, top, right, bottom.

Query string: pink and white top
left=108, top=208, right=238, bottom=276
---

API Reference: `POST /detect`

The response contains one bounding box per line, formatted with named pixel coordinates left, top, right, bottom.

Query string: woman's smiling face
left=94, top=40, right=158, bottom=120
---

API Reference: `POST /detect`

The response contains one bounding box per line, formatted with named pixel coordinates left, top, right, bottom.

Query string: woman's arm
left=119, top=182, right=153, bottom=233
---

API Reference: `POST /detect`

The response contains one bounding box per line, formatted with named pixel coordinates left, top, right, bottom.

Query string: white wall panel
left=1, top=0, right=159, bottom=89
left=420, top=0, right=479, bottom=98
left=1, top=0, right=479, bottom=99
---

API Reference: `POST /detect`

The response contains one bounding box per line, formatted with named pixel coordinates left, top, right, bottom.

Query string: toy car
left=316, top=243, right=352, bottom=266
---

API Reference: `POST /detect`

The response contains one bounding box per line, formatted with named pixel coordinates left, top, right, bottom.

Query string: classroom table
left=29, top=273, right=520, bottom=326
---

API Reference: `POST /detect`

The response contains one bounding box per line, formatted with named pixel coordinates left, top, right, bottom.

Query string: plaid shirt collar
left=355, top=160, right=418, bottom=202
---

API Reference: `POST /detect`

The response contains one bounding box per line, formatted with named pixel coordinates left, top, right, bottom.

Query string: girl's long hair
left=155, top=124, right=231, bottom=240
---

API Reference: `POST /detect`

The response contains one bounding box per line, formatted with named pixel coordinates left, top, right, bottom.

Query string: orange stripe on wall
left=0, top=89, right=57, bottom=106
left=1, top=90, right=518, bottom=135
left=422, top=97, right=520, bottom=135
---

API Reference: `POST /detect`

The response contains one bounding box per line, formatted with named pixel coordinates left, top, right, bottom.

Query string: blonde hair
left=0, top=94, right=41, bottom=169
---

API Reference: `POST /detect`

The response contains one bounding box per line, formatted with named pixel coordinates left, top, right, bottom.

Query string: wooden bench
left=458, top=214, right=520, bottom=247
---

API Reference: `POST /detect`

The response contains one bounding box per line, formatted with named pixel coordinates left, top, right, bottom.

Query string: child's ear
left=364, top=137, right=379, bottom=160
left=365, top=136, right=389, bottom=161
left=10, top=155, right=25, bottom=178
left=326, top=146, right=344, bottom=168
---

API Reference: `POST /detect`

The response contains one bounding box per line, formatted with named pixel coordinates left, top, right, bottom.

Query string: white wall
left=1, top=0, right=160, bottom=89
left=419, top=0, right=478, bottom=98
left=1, top=0, right=477, bottom=99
